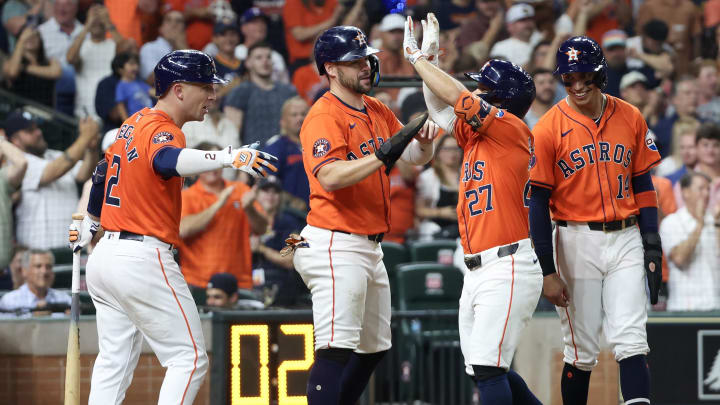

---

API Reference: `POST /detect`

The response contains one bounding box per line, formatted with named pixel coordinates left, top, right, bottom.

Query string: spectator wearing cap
left=7, top=109, right=99, bottom=250
left=525, top=68, right=556, bottom=130
left=139, top=10, right=186, bottom=83
left=263, top=96, right=310, bottom=210
left=233, top=7, right=289, bottom=84
left=602, top=29, right=651, bottom=97
left=0, top=130, right=27, bottom=271
left=206, top=273, right=239, bottom=309
left=178, top=142, right=268, bottom=291
left=205, top=19, right=244, bottom=102
left=250, top=177, right=308, bottom=307
left=489, top=3, right=543, bottom=67
left=619, top=71, right=663, bottom=126
left=653, top=76, right=700, bottom=158
left=224, top=42, right=298, bottom=146
left=375, top=13, right=415, bottom=108
left=696, top=59, right=720, bottom=124
left=0, top=249, right=71, bottom=316
left=456, top=0, right=507, bottom=62
left=636, top=0, right=702, bottom=76
left=625, top=19, right=675, bottom=82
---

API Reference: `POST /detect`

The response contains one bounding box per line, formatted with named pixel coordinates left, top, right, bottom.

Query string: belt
left=119, top=231, right=144, bottom=241
left=464, top=242, right=519, bottom=269
left=556, top=216, right=637, bottom=232
left=332, top=230, right=384, bottom=243
left=110, top=230, right=173, bottom=250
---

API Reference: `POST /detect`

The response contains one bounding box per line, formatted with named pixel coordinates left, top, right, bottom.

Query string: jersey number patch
left=105, top=154, right=121, bottom=207
left=466, top=185, right=494, bottom=216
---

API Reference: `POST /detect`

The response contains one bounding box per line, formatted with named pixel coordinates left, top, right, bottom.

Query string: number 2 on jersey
left=105, top=154, right=121, bottom=206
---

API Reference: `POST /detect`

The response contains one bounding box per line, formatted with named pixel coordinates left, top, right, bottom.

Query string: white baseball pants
left=293, top=225, right=392, bottom=353
left=86, top=232, right=208, bottom=405
left=554, top=222, right=650, bottom=371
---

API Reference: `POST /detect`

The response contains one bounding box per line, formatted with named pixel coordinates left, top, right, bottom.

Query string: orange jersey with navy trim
left=530, top=96, right=661, bottom=222
left=100, top=107, right=186, bottom=245
left=300, top=92, right=403, bottom=235
left=453, top=90, right=534, bottom=254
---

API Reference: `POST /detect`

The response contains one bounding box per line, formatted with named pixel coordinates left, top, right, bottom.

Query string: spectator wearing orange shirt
left=105, top=0, right=159, bottom=48
left=292, top=53, right=325, bottom=105
left=165, top=0, right=232, bottom=51
left=567, top=0, right=631, bottom=44
left=178, top=142, right=268, bottom=290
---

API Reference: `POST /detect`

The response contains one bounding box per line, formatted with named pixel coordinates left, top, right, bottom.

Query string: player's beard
left=338, top=70, right=371, bottom=95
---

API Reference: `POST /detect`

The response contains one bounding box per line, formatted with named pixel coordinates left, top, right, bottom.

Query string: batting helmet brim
left=331, top=45, right=381, bottom=64
left=553, top=63, right=604, bottom=76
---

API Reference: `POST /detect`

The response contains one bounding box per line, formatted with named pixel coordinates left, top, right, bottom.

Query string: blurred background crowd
left=0, top=0, right=719, bottom=316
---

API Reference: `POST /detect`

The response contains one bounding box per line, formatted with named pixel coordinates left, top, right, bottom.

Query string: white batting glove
left=223, top=142, right=279, bottom=178
left=68, top=216, right=99, bottom=253
left=421, top=13, right=440, bottom=66
left=404, top=16, right=425, bottom=65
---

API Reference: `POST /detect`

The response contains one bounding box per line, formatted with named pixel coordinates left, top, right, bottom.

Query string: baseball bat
left=64, top=213, right=84, bottom=405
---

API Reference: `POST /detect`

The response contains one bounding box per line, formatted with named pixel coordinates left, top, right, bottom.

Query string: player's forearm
left=316, top=155, right=384, bottom=192
left=422, top=82, right=456, bottom=134
left=529, top=186, right=557, bottom=276
left=669, top=225, right=703, bottom=268
left=414, top=58, right=466, bottom=107
left=179, top=201, right=224, bottom=239
left=400, top=139, right=434, bottom=166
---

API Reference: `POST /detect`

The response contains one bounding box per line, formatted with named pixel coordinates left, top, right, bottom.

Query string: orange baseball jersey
left=530, top=96, right=661, bottom=222
left=101, top=108, right=186, bottom=246
left=300, top=92, right=403, bottom=235
left=178, top=180, right=260, bottom=289
left=453, top=90, right=534, bottom=254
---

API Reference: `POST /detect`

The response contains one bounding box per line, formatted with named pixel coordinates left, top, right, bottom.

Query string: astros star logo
left=355, top=33, right=367, bottom=47
left=565, top=47, right=581, bottom=62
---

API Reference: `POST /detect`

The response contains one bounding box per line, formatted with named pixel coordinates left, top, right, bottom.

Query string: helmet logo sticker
left=565, top=47, right=581, bottom=62
left=355, top=33, right=367, bottom=47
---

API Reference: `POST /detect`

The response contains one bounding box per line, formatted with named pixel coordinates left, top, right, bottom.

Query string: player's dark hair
left=695, top=122, right=720, bottom=144
left=195, top=141, right=222, bottom=151
left=679, top=170, right=711, bottom=189
left=247, top=41, right=273, bottom=58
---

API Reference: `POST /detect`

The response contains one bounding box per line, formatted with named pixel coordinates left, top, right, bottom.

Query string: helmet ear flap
left=369, top=54, right=380, bottom=87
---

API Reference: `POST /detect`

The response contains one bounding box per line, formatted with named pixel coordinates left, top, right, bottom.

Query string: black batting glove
left=642, top=232, right=663, bottom=305
left=375, top=112, right=428, bottom=174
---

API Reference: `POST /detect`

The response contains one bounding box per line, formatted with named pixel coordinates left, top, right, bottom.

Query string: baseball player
left=291, top=26, right=439, bottom=405
left=405, top=14, right=542, bottom=403
left=68, top=50, right=278, bottom=405
left=529, top=36, right=662, bottom=404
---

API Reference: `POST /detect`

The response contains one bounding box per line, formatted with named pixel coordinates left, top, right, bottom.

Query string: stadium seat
left=407, top=239, right=457, bottom=263
left=380, top=241, right=408, bottom=308
left=50, top=247, right=73, bottom=266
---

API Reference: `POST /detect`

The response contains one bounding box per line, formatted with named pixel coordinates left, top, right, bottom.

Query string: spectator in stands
left=207, top=19, right=243, bottom=101
left=626, top=19, right=675, bottom=84
left=139, top=10, right=186, bottom=83
left=455, top=0, right=506, bottom=56
left=435, top=0, right=477, bottom=30
left=660, top=171, right=720, bottom=311
left=416, top=135, right=462, bottom=240
left=0, top=247, right=27, bottom=290
left=525, top=68, right=555, bottom=130
left=178, top=142, right=268, bottom=292
left=115, top=52, right=152, bottom=120
left=233, top=7, right=288, bottom=84
left=2, top=25, right=61, bottom=107
left=2, top=0, right=49, bottom=52
left=377, top=13, right=413, bottom=77
left=282, top=0, right=343, bottom=70
left=8, top=109, right=98, bottom=250
left=653, top=76, right=699, bottom=158
left=66, top=4, right=124, bottom=120
left=696, top=60, right=720, bottom=123
left=95, top=52, right=127, bottom=133
left=636, top=0, right=702, bottom=76
left=619, top=71, right=663, bottom=127
left=566, top=0, right=630, bottom=44
left=165, top=0, right=223, bottom=51
left=205, top=272, right=239, bottom=309
left=693, top=122, right=720, bottom=200
left=0, top=249, right=71, bottom=315
left=182, top=104, right=239, bottom=149
left=603, top=29, right=656, bottom=97
left=292, top=51, right=324, bottom=105
left=656, top=118, right=699, bottom=180
left=250, top=177, right=307, bottom=307
left=0, top=135, right=27, bottom=273
left=489, top=3, right=542, bottom=67
left=224, top=42, right=297, bottom=146
left=105, top=0, right=159, bottom=48
left=263, top=96, right=310, bottom=210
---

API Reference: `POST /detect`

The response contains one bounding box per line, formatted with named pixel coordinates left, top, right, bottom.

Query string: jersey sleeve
left=300, top=113, right=348, bottom=177
left=632, top=115, right=662, bottom=176
left=452, top=90, right=498, bottom=148
left=146, top=123, right=186, bottom=169
left=529, top=120, right=557, bottom=190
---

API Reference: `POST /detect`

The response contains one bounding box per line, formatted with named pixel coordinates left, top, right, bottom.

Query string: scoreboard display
left=212, top=311, right=316, bottom=405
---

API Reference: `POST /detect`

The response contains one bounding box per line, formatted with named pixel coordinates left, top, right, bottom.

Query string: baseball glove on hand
left=224, top=142, right=279, bottom=178
left=68, top=216, right=99, bottom=253
left=376, top=112, right=429, bottom=174
left=642, top=232, right=663, bottom=305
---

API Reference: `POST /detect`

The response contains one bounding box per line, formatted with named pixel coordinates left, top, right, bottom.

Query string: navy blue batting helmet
left=314, top=26, right=381, bottom=86
left=554, top=36, right=608, bottom=90
left=464, top=59, right=536, bottom=118
left=154, top=50, right=228, bottom=97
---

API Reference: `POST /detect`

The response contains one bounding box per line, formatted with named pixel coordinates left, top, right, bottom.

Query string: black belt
left=119, top=231, right=144, bottom=241
left=332, top=230, right=384, bottom=243
left=464, top=242, right=519, bottom=269
left=556, top=216, right=637, bottom=232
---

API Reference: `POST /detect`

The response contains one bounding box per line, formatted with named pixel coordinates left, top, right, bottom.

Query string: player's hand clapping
left=403, top=16, right=425, bottom=65
left=543, top=273, right=570, bottom=307
left=224, top=142, right=278, bottom=178
left=420, top=13, right=440, bottom=65
left=416, top=119, right=440, bottom=145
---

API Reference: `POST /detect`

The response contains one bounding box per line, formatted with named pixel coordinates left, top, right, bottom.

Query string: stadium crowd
left=0, top=0, right=720, bottom=315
